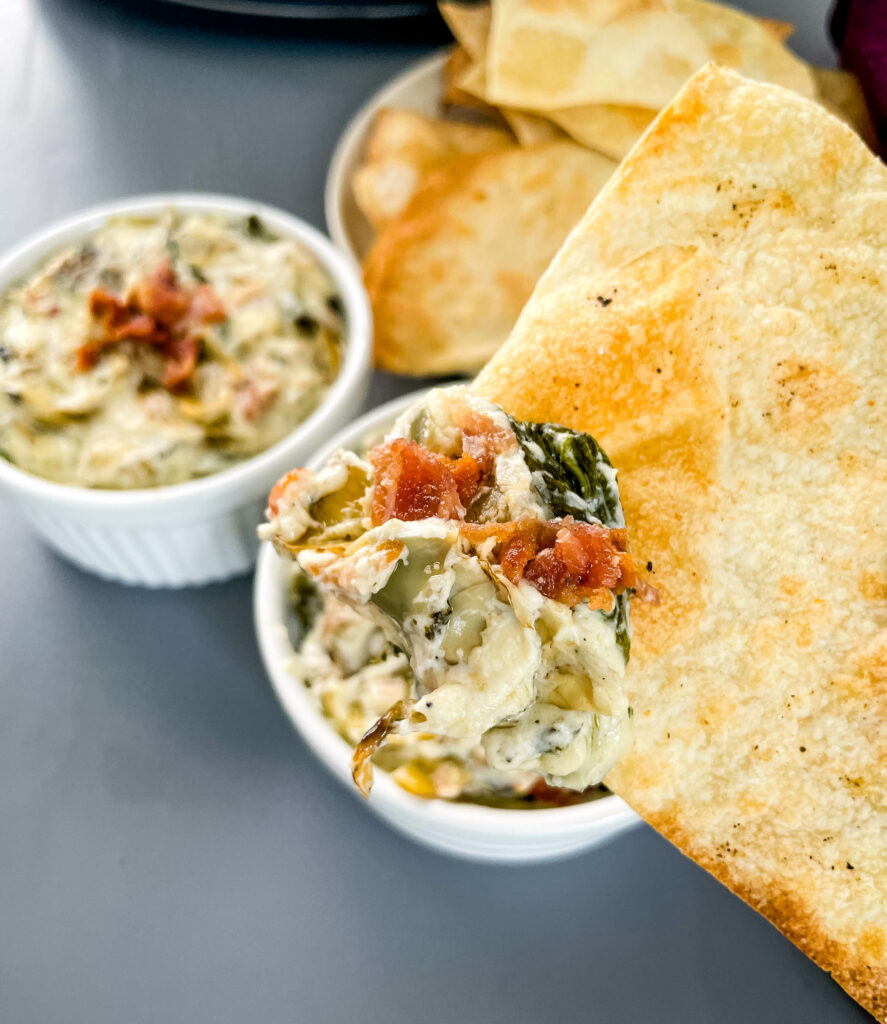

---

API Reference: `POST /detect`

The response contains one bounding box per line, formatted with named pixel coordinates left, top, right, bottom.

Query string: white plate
left=325, top=51, right=448, bottom=263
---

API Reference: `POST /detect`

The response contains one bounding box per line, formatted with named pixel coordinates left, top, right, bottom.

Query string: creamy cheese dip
left=265, top=388, right=649, bottom=799
left=287, top=571, right=607, bottom=807
left=0, top=210, right=343, bottom=488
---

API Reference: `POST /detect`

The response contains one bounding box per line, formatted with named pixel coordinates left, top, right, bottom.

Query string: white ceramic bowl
left=254, top=389, right=641, bottom=863
left=325, top=51, right=448, bottom=262
left=0, top=193, right=372, bottom=587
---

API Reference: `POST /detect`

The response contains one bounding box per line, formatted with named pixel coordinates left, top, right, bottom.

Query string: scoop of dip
left=287, top=517, right=608, bottom=808
left=261, top=387, right=657, bottom=796
left=0, top=209, right=343, bottom=488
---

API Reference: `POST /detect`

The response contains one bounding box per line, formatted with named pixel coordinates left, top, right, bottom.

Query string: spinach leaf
left=508, top=417, right=624, bottom=528
left=508, top=415, right=631, bottom=663
left=602, top=596, right=631, bottom=665
left=245, top=214, right=278, bottom=242
left=287, top=570, right=323, bottom=647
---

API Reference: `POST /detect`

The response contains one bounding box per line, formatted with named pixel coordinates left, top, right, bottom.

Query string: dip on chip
left=261, top=387, right=655, bottom=796
left=476, top=65, right=887, bottom=1020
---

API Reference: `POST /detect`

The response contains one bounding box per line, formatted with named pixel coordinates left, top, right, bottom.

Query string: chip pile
left=356, top=0, right=876, bottom=378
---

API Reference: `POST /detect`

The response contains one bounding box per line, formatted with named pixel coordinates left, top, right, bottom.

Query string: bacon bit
left=633, top=578, right=661, bottom=604
left=523, top=521, right=633, bottom=609
left=366, top=425, right=651, bottom=608
left=134, top=261, right=190, bottom=323
left=368, top=439, right=484, bottom=526
left=367, top=413, right=518, bottom=527
left=236, top=379, right=279, bottom=422
left=456, top=408, right=517, bottom=474
left=78, top=260, right=226, bottom=389
left=161, top=333, right=200, bottom=390
left=187, top=283, right=227, bottom=325
left=462, top=517, right=637, bottom=608
left=267, top=468, right=308, bottom=517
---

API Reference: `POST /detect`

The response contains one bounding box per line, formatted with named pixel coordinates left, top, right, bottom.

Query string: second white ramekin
left=0, top=193, right=372, bottom=587
left=253, top=390, right=641, bottom=863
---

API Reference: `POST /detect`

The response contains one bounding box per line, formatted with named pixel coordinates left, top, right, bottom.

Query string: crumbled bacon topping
left=268, top=411, right=655, bottom=611
left=367, top=413, right=516, bottom=527
left=77, top=260, right=226, bottom=389
left=368, top=438, right=485, bottom=525
left=364, top=424, right=650, bottom=608
left=462, top=517, right=638, bottom=608
left=456, top=408, right=517, bottom=473
left=267, top=468, right=309, bottom=517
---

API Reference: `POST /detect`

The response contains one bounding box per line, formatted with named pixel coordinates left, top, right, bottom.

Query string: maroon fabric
left=831, top=0, right=887, bottom=155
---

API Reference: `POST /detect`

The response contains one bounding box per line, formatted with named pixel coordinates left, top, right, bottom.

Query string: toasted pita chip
left=442, top=45, right=506, bottom=119
left=442, top=2, right=566, bottom=147
left=364, top=141, right=615, bottom=376
left=453, top=34, right=565, bottom=146
left=353, top=108, right=511, bottom=230
left=362, top=107, right=510, bottom=166
left=522, top=4, right=803, bottom=161
left=486, top=0, right=711, bottom=109
left=674, top=0, right=814, bottom=96
left=439, top=1, right=492, bottom=61
left=813, top=66, right=878, bottom=150
left=548, top=102, right=656, bottom=160
left=475, top=65, right=887, bottom=1021
left=441, top=1, right=805, bottom=161
left=486, top=0, right=814, bottom=110
left=441, top=44, right=474, bottom=105
left=500, top=109, right=566, bottom=145
left=759, top=16, right=794, bottom=42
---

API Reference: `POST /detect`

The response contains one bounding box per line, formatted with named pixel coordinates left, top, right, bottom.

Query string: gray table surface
left=0, top=1, right=871, bottom=1021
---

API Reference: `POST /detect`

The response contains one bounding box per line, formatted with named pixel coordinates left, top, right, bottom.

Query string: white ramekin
left=0, top=193, right=372, bottom=587
left=253, top=390, right=641, bottom=863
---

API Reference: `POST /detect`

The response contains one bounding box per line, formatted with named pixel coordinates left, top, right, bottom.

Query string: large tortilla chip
left=486, top=0, right=814, bottom=110
left=475, top=66, right=887, bottom=1020
left=353, top=108, right=511, bottom=230
left=365, top=141, right=615, bottom=376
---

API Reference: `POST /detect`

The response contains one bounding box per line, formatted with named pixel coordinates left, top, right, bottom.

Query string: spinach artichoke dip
left=287, top=574, right=602, bottom=807
left=0, top=210, right=343, bottom=488
left=262, top=387, right=656, bottom=799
